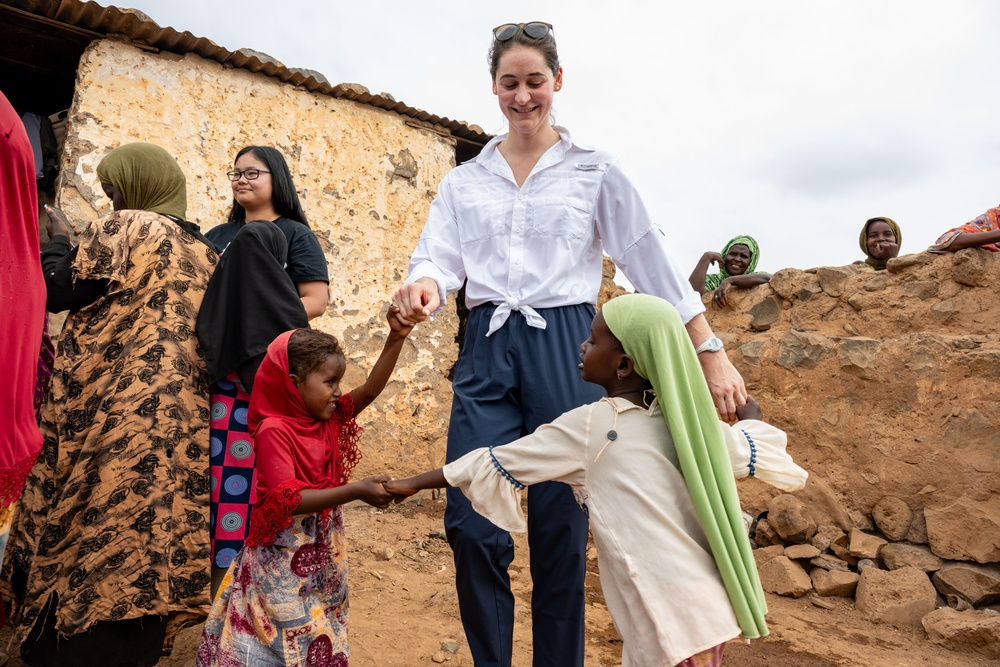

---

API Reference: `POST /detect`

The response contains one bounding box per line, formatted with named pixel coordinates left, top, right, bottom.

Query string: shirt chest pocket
left=526, top=196, right=593, bottom=240
left=453, top=192, right=507, bottom=246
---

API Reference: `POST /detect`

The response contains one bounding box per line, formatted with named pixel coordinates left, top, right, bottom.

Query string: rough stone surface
left=932, top=563, right=1000, bottom=608
left=713, top=254, right=1000, bottom=579
left=810, top=525, right=846, bottom=553
left=879, top=543, right=944, bottom=573
left=872, top=496, right=913, bottom=541
left=758, top=555, right=813, bottom=598
left=848, top=529, right=888, bottom=560
left=855, top=567, right=938, bottom=628
left=768, top=494, right=817, bottom=544
left=811, top=569, right=860, bottom=597
left=810, top=554, right=852, bottom=572
left=925, top=495, right=1000, bottom=564
left=784, top=544, right=821, bottom=560
left=752, top=544, right=785, bottom=569
left=922, top=608, right=1000, bottom=659
left=752, top=518, right=783, bottom=548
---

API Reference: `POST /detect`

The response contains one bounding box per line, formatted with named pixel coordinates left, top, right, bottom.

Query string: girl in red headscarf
left=196, top=308, right=411, bottom=666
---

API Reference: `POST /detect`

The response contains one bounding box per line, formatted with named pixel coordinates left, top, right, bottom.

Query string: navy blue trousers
left=444, top=304, right=604, bottom=667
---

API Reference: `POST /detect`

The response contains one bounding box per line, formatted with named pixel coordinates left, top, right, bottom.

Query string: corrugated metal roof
left=3, top=0, right=490, bottom=145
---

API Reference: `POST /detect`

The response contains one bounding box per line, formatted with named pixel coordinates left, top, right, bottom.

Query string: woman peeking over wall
left=859, top=217, right=901, bottom=270
left=928, top=204, right=1000, bottom=253
left=689, top=235, right=772, bottom=308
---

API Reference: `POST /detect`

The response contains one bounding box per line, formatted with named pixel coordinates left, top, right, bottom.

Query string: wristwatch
left=694, top=336, right=724, bottom=354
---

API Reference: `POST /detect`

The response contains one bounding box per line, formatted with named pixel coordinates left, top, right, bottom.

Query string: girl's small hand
left=387, top=304, right=415, bottom=337
left=383, top=478, right=418, bottom=503
left=355, top=475, right=396, bottom=509
left=735, top=395, right=763, bottom=421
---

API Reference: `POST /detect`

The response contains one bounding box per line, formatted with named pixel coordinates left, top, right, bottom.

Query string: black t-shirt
left=205, top=217, right=329, bottom=284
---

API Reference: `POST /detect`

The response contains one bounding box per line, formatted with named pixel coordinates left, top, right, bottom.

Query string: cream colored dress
left=444, top=397, right=787, bottom=667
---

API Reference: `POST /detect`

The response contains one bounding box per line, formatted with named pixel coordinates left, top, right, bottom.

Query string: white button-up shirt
left=407, top=127, right=704, bottom=336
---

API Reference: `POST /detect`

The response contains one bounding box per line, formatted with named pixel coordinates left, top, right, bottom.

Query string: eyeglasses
left=493, top=22, right=553, bottom=42
left=226, top=169, right=271, bottom=181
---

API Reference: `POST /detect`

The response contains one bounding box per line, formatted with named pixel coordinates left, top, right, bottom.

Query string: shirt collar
left=473, top=126, right=587, bottom=176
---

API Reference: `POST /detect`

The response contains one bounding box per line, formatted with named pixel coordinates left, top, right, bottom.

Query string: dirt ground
left=1, top=495, right=991, bottom=666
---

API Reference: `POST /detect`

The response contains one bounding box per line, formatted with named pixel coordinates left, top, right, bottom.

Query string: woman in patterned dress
left=1, top=143, right=218, bottom=666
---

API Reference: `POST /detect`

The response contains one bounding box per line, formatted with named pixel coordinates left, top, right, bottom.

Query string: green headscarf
left=601, top=293, right=768, bottom=639
left=859, top=217, right=901, bottom=270
left=95, top=142, right=187, bottom=220
left=704, top=235, right=761, bottom=291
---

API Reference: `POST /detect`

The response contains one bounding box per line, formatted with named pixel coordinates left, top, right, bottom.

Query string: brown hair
left=489, top=27, right=560, bottom=80
left=287, top=328, right=344, bottom=378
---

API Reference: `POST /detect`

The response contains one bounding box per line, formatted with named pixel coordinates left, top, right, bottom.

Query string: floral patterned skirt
left=196, top=507, right=349, bottom=666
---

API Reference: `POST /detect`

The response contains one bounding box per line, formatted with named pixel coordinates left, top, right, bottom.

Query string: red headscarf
left=0, top=92, right=45, bottom=505
left=246, top=330, right=362, bottom=545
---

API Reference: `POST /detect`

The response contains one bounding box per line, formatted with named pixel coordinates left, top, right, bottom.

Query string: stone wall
left=56, top=38, right=462, bottom=471
left=704, top=249, right=1000, bottom=656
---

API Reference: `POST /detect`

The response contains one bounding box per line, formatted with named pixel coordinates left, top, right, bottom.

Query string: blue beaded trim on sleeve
left=740, top=429, right=757, bottom=477
left=489, top=445, right=525, bottom=490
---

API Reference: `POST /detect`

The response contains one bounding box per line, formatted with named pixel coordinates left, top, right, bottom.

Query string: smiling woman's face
left=724, top=244, right=752, bottom=276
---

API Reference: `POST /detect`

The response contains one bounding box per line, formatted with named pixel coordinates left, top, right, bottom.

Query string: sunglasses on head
left=493, top=22, right=553, bottom=42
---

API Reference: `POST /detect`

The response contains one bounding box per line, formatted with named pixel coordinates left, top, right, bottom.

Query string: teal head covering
left=704, top=235, right=761, bottom=291
left=601, top=293, right=768, bottom=639
left=95, top=142, right=187, bottom=220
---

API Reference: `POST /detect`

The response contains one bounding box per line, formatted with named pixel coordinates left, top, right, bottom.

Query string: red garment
left=246, top=330, right=361, bottom=545
left=0, top=91, right=45, bottom=505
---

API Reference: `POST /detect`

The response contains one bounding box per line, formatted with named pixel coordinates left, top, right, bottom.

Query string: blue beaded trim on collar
left=740, top=429, right=757, bottom=478
left=489, top=445, right=525, bottom=490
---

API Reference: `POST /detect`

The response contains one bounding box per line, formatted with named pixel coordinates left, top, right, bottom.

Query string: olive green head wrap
left=95, top=142, right=187, bottom=220
left=601, top=293, right=768, bottom=639
left=859, top=217, right=901, bottom=270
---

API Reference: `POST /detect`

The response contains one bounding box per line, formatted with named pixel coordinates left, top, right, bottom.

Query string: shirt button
left=514, top=226, right=521, bottom=233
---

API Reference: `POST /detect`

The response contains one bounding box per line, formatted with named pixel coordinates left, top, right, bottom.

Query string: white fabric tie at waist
left=486, top=299, right=547, bottom=336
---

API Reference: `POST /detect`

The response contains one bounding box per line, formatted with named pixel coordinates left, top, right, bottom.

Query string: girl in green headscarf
left=385, top=293, right=772, bottom=666
left=690, top=235, right=771, bottom=308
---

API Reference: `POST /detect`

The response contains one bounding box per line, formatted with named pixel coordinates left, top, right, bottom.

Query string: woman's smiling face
left=493, top=44, right=562, bottom=138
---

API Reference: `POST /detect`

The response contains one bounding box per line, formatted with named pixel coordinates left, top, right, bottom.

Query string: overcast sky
left=119, top=0, right=1000, bottom=274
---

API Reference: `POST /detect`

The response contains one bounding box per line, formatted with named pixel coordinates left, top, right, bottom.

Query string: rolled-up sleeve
left=594, top=162, right=705, bottom=323
left=406, top=175, right=467, bottom=312
left=443, top=405, right=592, bottom=533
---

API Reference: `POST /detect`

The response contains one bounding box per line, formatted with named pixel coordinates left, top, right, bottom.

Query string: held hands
left=353, top=476, right=397, bottom=509
left=391, top=277, right=440, bottom=326
left=699, top=350, right=748, bottom=423
left=382, top=478, right=420, bottom=504
left=387, top=303, right=415, bottom=337
left=735, top=394, right=763, bottom=421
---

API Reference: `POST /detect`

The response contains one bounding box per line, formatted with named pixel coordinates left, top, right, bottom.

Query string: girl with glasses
left=196, top=146, right=330, bottom=596
left=392, top=21, right=750, bottom=667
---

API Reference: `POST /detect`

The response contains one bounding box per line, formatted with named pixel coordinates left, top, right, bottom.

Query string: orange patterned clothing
left=1, top=210, right=217, bottom=652
left=930, top=205, right=1000, bottom=252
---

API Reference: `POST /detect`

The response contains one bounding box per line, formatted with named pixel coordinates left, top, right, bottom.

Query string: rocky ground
left=3, top=495, right=990, bottom=666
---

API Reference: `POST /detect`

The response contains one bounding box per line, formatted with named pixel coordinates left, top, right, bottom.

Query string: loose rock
left=855, top=566, right=937, bottom=628
left=758, top=555, right=813, bottom=598
left=932, top=562, right=1000, bottom=608
left=922, top=607, right=1000, bottom=659
left=879, top=543, right=943, bottom=573
left=811, top=569, right=860, bottom=597
left=872, top=496, right=913, bottom=541
left=768, top=494, right=817, bottom=544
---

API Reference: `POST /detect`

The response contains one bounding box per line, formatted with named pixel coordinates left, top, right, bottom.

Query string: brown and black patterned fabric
left=1, top=209, right=218, bottom=658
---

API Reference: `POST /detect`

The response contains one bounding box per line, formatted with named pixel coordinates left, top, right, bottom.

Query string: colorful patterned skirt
left=195, top=508, right=349, bottom=666
left=210, top=374, right=257, bottom=570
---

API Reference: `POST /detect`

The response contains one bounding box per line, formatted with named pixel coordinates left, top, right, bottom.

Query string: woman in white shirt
left=392, top=22, right=747, bottom=667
